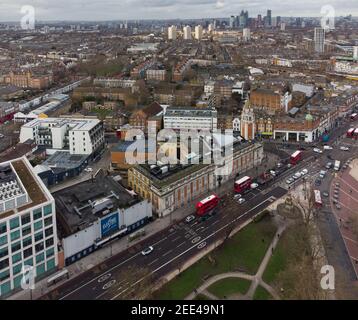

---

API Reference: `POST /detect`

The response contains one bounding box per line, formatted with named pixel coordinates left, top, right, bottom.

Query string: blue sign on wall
left=101, top=213, right=119, bottom=237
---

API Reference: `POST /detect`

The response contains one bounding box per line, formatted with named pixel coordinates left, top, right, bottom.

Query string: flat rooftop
left=54, top=171, right=140, bottom=237
left=40, top=151, right=88, bottom=173
left=21, top=117, right=101, bottom=131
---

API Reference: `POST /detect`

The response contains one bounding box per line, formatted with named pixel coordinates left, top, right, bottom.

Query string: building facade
left=0, top=157, right=58, bottom=297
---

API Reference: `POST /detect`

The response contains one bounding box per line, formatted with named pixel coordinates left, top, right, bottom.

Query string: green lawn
left=207, top=277, right=251, bottom=299
left=253, top=286, right=272, bottom=300
left=262, top=232, right=288, bottom=284
left=153, top=216, right=277, bottom=300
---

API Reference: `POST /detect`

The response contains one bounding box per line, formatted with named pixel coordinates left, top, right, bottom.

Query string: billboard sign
left=101, top=212, right=119, bottom=238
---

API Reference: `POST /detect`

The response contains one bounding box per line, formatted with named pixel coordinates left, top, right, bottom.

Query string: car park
left=185, top=215, right=195, bottom=223
left=141, top=246, right=154, bottom=256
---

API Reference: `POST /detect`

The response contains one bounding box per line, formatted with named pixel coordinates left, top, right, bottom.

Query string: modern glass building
left=0, top=157, right=58, bottom=297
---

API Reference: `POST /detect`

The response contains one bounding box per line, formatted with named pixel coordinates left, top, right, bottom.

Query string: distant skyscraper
left=243, top=28, right=251, bottom=41
left=208, top=23, right=214, bottom=33
left=229, top=16, right=235, bottom=29
left=195, top=25, right=203, bottom=40
left=314, top=27, right=325, bottom=53
left=280, top=22, right=286, bottom=31
left=353, top=46, right=358, bottom=60
left=267, top=10, right=272, bottom=26
left=168, top=25, right=177, bottom=40
left=183, top=25, right=192, bottom=40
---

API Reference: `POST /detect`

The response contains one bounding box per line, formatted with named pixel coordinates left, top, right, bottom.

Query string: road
left=41, top=116, right=358, bottom=300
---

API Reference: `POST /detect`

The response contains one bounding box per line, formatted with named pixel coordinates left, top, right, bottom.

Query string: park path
left=185, top=216, right=288, bottom=300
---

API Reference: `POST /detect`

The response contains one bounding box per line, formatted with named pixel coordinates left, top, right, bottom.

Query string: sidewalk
left=8, top=152, right=279, bottom=300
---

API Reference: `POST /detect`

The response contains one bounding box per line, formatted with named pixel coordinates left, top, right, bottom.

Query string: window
left=23, top=248, right=33, bottom=259
left=22, top=226, right=31, bottom=237
left=45, top=227, right=53, bottom=238
left=46, top=247, right=54, bottom=258
left=0, top=269, right=10, bottom=281
left=33, top=208, right=42, bottom=220
left=13, top=263, right=22, bottom=275
left=22, top=237, right=32, bottom=248
left=0, top=258, right=9, bottom=270
left=36, top=253, right=44, bottom=264
left=44, top=205, right=52, bottom=216
left=11, top=241, right=21, bottom=253
left=21, top=213, right=31, bottom=225
left=12, top=252, right=21, bottom=264
left=34, top=220, right=42, bottom=231
left=35, top=232, right=43, bottom=242
left=10, top=217, right=20, bottom=230
left=0, top=222, right=7, bottom=235
left=0, top=235, right=7, bottom=246
left=10, top=230, right=20, bottom=241
left=35, top=242, right=44, bottom=253
left=44, top=217, right=52, bottom=227
left=24, top=258, right=33, bottom=267
left=45, top=238, right=54, bottom=247
left=0, top=247, right=8, bottom=259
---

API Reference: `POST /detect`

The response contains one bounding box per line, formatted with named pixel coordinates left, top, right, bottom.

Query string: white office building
left=183, top=26, right=192, bottom=40
left=168, top=25, right=177, bottom=40
left=243, top=28, right=251, bottom=41
left=164, top=107, right=217, bottom=131
left=195, top=25, right=203, bottom=40
left=314, top=28, right=325, bottom=53
left=0, top=157, right=58, bottom=297
left=353, top=46, right=358, bottom=61
left=19, top=118, right=105, bottom=156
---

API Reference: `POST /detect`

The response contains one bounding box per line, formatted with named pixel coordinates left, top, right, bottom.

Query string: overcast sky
left=0, top=0, right=357, bottom=22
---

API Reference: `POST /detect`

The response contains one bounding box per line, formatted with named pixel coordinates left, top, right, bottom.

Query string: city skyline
left=0, top=0, right=358, bottom=22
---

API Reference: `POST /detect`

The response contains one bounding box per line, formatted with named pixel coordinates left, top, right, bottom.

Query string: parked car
left=286, top=178, right=294, bottom=185
left=315, top=179, right=322, bottom=186
left=323, top=145, right=333, bottom=150
left=237, top=198, right=246, bottom=205
left=313, top=148, right=323, bottom=154
left=185, top=215, right=195, bottom=223
left=141, top=246, right=154, bottom=256
left=301, top=169, right=308, bottom=176
left=322, top=191, right=329, bottom=197
left=294, top=172, right=302, bottom=179
left=84, top=167, right=93, bottom=173
left=270, top=170, right=276, bottom=177
left=319, top=170, right=327, bottom=179
left=234, top=194, right=242, bottom=200
left=0, top=134, right=4, bottom=139
left=340, top=146, right=350, bottom=151
left=325, top=162, right=333, bottom=169
left=250, top=183, right=259, bottom=189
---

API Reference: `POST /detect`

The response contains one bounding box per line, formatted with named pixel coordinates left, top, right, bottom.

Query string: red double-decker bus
left=290, top=150, right=302, bottom=165
left=195, top=194, right=220, bottom=216
left=314, top=190, right=322, bottom=208
left=347, top=128, right=355, bottom=138
left=234, top=176, right=252, bottom=193
left=351, top=113, right=358, bottom=121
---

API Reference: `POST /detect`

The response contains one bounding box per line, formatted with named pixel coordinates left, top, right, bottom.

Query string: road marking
left=102, top=280, right=116, bottom=290
left=212, top=220, right=219, bottom=225
left=59, top=252, right=142, bottom=300
left=152, top=237, right=168, bottom=246
left=148, top=258, right=159, bottom=266
left=177, top=241, right=186, bottom=248
left=109, top=194, right=280, bottom=300
left=172, top=236, right=181, bottom=242
left=197, top=242, right=207, bottom=250
left=163, top=250, right=173, bottom=257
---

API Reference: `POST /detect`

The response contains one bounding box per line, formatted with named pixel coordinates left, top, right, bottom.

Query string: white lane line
left=163, top=250, right=173, bottom=257
left=110, top=194, right=277, bottom=300
left=59, top=252, right=142, bottom=300
left=177, top=242, right=186, bottom=248
left=172, top=236, right=181, bottom=242
left=212, top=220, right=219, bottom=225
left=152, top=237, right=168, bottom=246
left=148, top=258, right=159, bottom=266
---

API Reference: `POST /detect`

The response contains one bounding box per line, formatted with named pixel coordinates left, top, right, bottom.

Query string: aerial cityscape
left=0, top=0, right=358, bottom=304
